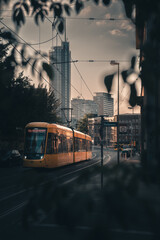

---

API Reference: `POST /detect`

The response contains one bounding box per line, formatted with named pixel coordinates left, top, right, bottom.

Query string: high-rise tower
left=49, top=41, right=71, bottom=123
left=93, top=92, right=114, bottom=117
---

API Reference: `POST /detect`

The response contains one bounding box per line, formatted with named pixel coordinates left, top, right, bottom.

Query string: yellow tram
left=23, top=122, right=92, bottom=168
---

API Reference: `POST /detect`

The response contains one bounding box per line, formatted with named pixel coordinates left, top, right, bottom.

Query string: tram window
left=70, top=138, right=73, bottom=152
left=62, top=136, right=67, bottom=153
left=82, top=139, right=86, bottom=151
left=46, top=133, right=55, bottom=154
left=79, top=139, right=82, bottom=151
left=58, top=136, right=63, bottom=153
left=67, top=137, right=72, bottom=152
left=75, top=137, right=79, bottom=152
left=86, top=140, right=92, bottom=151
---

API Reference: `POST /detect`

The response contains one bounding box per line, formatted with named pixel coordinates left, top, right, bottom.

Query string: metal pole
left=117, top=63, right=120, bottom=164
left=110, top=61, right=120, bottom=165
left=100, top=116, right=104, bottom=190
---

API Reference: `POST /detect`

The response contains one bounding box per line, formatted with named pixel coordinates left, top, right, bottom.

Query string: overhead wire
left=45, top=15, right=95, bottom=99
left=0, top=12, right=132, bottom=118
left=0, top=20, right=88, bottom=117
left=0, top=19, right=85, bottom=102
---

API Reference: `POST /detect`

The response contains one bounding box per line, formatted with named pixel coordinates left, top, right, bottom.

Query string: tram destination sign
left=104, top=121, right=118, bottom=127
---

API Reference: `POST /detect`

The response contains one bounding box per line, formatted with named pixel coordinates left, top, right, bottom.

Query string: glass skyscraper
left=49, top=41, right=71, bottom=123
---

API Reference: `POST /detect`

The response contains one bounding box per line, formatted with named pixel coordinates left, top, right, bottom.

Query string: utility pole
left=100, top=116, right=104, bottom=190
left=110, top=61, right=120, bottom=165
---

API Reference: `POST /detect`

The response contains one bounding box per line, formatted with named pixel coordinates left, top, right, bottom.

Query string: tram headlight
left=40, top=155, right=44, bottom=159
left=24, top=156, right=27, bottom=159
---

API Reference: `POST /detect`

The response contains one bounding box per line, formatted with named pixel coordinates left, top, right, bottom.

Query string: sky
left=0, top=0, right=141, bottom=114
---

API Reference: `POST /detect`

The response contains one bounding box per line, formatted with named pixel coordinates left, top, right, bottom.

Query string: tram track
left=0, top=153, right=102, bottom=220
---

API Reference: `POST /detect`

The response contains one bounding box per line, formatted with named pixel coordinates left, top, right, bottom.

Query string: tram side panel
left=86, top=136, right=92, bottom=160
left=74, top=131, right=90, bottom=163
left=45, top=127, right=74, bottom=168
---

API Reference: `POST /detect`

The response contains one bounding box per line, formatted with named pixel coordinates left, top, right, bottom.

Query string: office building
left=71, top=98, right=98, bottom=127
left=114, top=114, right=141, bottom=150
left=93, top=92, right=114, bottom=117
left=49, top=41, right=71, bottom=123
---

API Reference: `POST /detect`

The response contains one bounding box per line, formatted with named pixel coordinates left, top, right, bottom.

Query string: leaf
left=75, top=0, right=84, bottom=14
left=58, top=20, right=64, bottom=34
left=32, top=59, right=37, bottom=76
left=122, top=0, right=133, bottom=19
left=22, top=2, right=30, bottom=14
left=22, top=57, right=31, bottom=67
left=13, top=2, right=20, bottom=10
left=39, top=70, right=42, bottom=81
left=64, top=4, right=71, bottom=16
left=129, top=83, right=137, bottom=107
left=130, top=56, right=136, bottom=70
left=35, top=13, right=39, bottom=25
left=121, top=70, right=128, bottom=83
left=54, top=3, right=62, bottom=17
left=104, top=74, right=114, bottom=93
left=42, top=62, right=54, bottom=80
left=12, top=7, right=25, bottom=26
left=102, top=0, right=111, bottom=6
left=2, top=31, right=17, bottom=43
left=93, top=0, right=99, bottom=5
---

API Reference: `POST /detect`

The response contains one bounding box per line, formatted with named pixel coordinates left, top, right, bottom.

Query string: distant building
left=88, top=117, right=115, bottom=146
left=93, top=92, right=114, bottom=117
left=114, top=114, right=141, bottom=150
left=71, top=98, right=98, bottom=128
left=49, top=41, right=71, bottom=123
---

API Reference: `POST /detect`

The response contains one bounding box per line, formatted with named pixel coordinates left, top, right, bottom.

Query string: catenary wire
left=0, top=19, right=86, bottom=101
left=0, top=21, right=89, bottom=118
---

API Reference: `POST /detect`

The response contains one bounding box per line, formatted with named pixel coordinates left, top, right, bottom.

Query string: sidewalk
left=121, top=152, right=141, bottom=166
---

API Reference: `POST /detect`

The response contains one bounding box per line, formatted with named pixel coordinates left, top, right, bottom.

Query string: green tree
left=0, top=71, right=60, bottom=137
left=77, top=113, right=95, bottom=134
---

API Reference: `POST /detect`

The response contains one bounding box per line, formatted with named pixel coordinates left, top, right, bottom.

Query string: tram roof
left=25, top=122, right=91, bottom=139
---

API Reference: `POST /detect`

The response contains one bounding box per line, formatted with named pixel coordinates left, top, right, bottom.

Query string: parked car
left=0, top=150, right=22, bottom=167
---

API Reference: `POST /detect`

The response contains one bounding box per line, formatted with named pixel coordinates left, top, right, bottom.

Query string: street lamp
left=110, top=60, right=120, bottom=164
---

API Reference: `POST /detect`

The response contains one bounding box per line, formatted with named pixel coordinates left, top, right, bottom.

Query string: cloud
left=109, top=29, right=126, bottom=36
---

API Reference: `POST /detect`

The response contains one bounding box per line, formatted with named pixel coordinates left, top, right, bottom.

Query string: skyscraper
left=71, top=98, right=98, bottom=121
left=93, top=92, right=114, bottom=117
left=49, top=41, right=71, bottom=123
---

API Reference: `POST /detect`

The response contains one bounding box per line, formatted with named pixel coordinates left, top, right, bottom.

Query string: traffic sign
left=103, top=121, right=118, bottom=127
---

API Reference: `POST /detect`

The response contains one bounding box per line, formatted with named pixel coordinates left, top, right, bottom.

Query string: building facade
left=114, top=114, right=141, bottom=151
left=71, top=98, right=98, bottom=123
left=93, top=92, right=114, bottom=117
left=49, top=41, right=71, bottom=123
left=88, top=117, right=115, bottom=146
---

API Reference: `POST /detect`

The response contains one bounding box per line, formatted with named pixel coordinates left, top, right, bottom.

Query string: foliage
left=0, top=71, right=60, bottom=137
left=1, top=0, right=160, bottom=237
left=0, top=27, right=54, bottom=82
left=77, top=113, right=96, bottom=134
left=104, top=56, right=138, bottom=107
left=22, top=163, right=160, bottom=238
left=0, top=39, right=60, bottom=138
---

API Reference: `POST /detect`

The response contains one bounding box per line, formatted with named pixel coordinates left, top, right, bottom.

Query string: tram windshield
left=24, top=128, right=47, bottom=159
